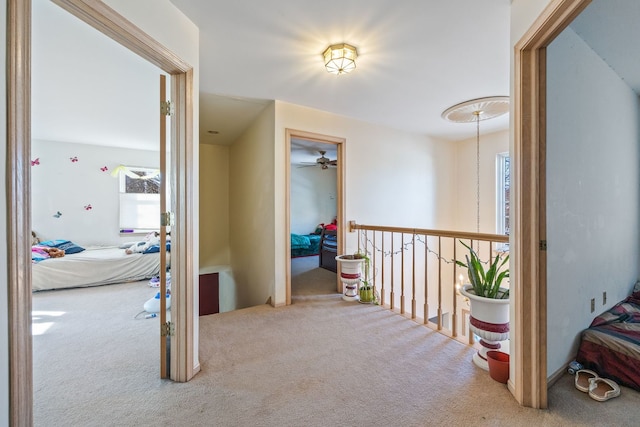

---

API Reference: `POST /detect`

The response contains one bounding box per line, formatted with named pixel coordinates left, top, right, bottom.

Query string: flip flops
left=574, top=369, right=621, bottom=401
left=588, top=378, right=621, bottom=402
left=574, top=369, right=598, bottom=392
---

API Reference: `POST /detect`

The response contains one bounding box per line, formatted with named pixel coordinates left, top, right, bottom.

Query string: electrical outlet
left=591, top=298, right=595, bottom=313
left=603, top=291, right=607, bottom=305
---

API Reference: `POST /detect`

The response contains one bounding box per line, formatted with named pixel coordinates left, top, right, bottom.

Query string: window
left=119, top=166, right=160, bottom=231
left=496, top=153, right=510, bottom=236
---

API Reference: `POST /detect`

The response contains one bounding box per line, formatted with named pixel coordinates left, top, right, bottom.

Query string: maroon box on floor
left=199, top=273, right=219, bottom=316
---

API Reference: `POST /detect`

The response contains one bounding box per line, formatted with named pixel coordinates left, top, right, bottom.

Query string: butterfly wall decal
left=70, top=156, right=78, bottom=162
left=53, top=211, right=62, bottom=218
left=31, top=158, right=40, bottom=166
left=84, top=204, right=92, bottom=210
left=100, top=166, right=108, bottom=172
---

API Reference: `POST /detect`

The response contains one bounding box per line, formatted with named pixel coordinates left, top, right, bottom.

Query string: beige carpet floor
left=32, top=256, right=640, bottom=426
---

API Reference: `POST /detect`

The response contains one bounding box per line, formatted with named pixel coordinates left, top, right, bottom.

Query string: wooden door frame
left=512, top=0, right=591, bottom=408
left=285, top=129, right=346, bottom=304
left=8, top=0, right=196, bottom=423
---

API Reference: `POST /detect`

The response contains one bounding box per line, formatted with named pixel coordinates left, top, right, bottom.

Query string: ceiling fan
left=299, top=150, right=337, bottom=170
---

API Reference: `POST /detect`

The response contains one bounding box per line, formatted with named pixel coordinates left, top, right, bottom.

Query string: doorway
left=30, top=0, right=169, bottom=389
left=289, top=137, right=338, bottom=298
left=285, top=129, right=345, bottom=305
left=512, top=0, right=591, bottom=409
left=8, top=0, right=196, bottom=422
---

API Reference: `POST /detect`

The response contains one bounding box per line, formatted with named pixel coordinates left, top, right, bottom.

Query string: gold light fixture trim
left=441, top=96, right=510, bottom=123
left=441, top=96, right=510, bottom=234
left=323, top=43, right=358, bottom=75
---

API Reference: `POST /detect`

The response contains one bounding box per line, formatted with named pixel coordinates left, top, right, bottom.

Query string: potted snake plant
left=456, top=240, right=510, bottom=371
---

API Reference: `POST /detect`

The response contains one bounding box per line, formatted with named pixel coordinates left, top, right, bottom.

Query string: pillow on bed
left=39, top=239, right=85, bottom=254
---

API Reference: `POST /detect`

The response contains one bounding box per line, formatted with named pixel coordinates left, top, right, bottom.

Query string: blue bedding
left=291, top=234, right=321, bottom=257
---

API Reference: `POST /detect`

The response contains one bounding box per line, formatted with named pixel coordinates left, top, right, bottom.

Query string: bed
left=319, top=228, right=337, bottom=272
left=576, top=288, right=640, bottom=391
left=290, top=233, right=322, bottom=258
left=32, top=245, right=166, bottom=291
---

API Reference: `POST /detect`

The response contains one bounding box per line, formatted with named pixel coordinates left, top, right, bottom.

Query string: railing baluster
left=365, top=229, right=369, bottom=285
left=381, top=232, right=385, bottom=307
left=489, top=242, right=498, bottom=262
left=373, top=231, right=377, bottom=302
left=412, top=233, right=416, bottom=319
left=452, top=241, right=457, bottom=337
left=424, top=234, right=428, bottom=325
left=346, top=222, right=508, bottom=347
left=490, top=241, right=494, bottom=265
left=365, top=229, right=369, bottom=258
left=400, top=233, right=405, bottom=315
left=437, top=236, right=442, bottom=331
left=390, top=232, right=395, bottom=311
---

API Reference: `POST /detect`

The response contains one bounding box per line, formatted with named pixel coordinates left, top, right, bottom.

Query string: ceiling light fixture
left=441, top=96, right=510, bottom=233
left=323, top=43, right=358, bottom=75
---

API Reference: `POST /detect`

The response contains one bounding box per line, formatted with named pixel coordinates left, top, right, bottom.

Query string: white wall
left=274, top=101, right=457, bottom=307
left=290, top=166, right=337, bottom=235
left=546, top=27, right=640, bottom=376
left=455, top=130, right=509, bottom=234
left=32, top=0, right=163, bottom=152
left=229, top=103, right=277, bottom=309
left=31, top=140, right=159, bottom=246
left=199, top=143, right=230, bottom=268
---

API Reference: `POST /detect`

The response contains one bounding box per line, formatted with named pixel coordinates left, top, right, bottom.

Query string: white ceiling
left=569, top=0, right=640, bottom=95
left=33, top=0, right=514, bottom=162
left=172, top=0, right=512, bottom=144
left=32, top=0, right=640, bottom=165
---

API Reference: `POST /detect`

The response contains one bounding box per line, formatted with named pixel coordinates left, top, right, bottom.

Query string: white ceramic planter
left=460, top=284, right=510, bottom=370
left=335, top=255, right=364, bottom=301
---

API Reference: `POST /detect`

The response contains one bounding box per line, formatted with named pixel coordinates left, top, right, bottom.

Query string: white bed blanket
left=32, top=246, right=166, bottom=291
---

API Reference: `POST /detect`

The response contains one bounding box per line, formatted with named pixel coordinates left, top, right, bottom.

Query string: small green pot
left=359, top=285, right=374, bottom=303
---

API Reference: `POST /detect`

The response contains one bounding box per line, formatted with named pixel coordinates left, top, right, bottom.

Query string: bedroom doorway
left=9, top=0, right=197, bottom=421
left=30, top=0, right=173, bottom=400
left=285, top=129, right=345, bottom=305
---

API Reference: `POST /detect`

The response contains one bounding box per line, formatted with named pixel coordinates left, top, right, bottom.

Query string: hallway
left=290, top=255, right=337, bottom=300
